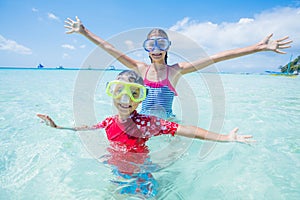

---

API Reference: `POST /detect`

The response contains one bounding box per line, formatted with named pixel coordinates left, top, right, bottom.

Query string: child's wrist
left=58, top=126, right=76, bottom=131
left=255, top=43, right=266, bottom=52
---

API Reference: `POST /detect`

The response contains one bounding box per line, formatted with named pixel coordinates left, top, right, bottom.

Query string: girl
left=64, top=16, right=292, bottom=119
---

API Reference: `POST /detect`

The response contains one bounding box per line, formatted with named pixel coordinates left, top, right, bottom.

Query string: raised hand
left=258, top=33, right=292, bottom=54
left=64, top=16, right=84, bottom=34
left=227, top=127, right=255, bottom=144
left=37, top=114, right=59, bottom=128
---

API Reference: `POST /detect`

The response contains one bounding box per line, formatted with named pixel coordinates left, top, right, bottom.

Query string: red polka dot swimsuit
left=93, top=110, right=179, bottom=174
left=93, top=110, right=179, bottom=153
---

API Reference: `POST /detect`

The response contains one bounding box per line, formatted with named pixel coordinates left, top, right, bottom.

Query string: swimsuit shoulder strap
left=165, top=66, right=178, bottom=95
left=144, top=65, right=151, bottom=81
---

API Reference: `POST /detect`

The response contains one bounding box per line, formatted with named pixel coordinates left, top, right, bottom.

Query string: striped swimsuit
left=140, top=66, right=178, bottom=119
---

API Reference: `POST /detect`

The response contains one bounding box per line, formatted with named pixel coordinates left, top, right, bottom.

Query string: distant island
left=279, top=55, right=299, bottom=74
left=265, top=54, right=299, bottom=76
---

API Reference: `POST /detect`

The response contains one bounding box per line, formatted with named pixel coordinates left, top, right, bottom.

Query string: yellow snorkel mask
left=106, top=80, right=147, bottom=102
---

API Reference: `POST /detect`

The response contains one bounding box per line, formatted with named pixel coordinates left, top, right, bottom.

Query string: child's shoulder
left=95, top=115, right=117, bottom=129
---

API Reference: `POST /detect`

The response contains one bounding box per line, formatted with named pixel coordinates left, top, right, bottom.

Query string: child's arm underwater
left=178, top=34, right=293, bottom=74
left=64, top=16, right=144, bottom=70
left=36, top=114, right=94, bottom=131
left=175, top=125, right=254, bottom=144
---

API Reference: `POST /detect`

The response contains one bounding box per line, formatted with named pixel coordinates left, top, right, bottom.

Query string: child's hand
left=37, top=114, right=58, bottom=128
left=64, top=16, right=84, bottom=34
left=258, top=34, right=292, bottom=54
left=227, top=127, right=255, bottom=144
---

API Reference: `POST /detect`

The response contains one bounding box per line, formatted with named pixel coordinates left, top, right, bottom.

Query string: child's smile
left=151, top=52, right=163, bottom=59
left=114, top=96, right=140, bottom=119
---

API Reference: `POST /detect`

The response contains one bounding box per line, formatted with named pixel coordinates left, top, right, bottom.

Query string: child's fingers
left=37, top=114, right=47, bottom=120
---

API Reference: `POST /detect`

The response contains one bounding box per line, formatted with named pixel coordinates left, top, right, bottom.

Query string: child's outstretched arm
left=37, top=114, right=94, bottom=131
left=179, top=34, right=293, bottom=74
left=64, top=16, right=143, bottom=70
left=176, top=125, right=254, bottom=144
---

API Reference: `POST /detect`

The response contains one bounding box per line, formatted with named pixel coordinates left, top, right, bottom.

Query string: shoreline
left=0, top=67, right=298, bottom=77
left=0, top=67, right=123, bottom=71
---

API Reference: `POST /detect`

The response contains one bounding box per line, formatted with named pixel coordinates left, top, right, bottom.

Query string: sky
left=0, top=0, right=300, bottom=73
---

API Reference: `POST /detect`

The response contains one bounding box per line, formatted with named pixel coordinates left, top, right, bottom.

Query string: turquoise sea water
left=0, top=69, right=299, bottom=199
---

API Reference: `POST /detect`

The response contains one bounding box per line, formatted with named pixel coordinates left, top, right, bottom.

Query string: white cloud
left=62, top=53, right=70, bottom=59
left=238, top=18, right=254, bottom=24
left=0, top=35, right=32, bottom=55
left=124, top=40, right=135, bottom=50
left=32, top=8, right=38, bottom=12
left=47, top=13, right=60, bottom=21
left=61, top=44, right=75, bottom=50
left=79, top=45, right=86, bottom=49
left=168, top=7, right=300, bottom=72
left=170, top=17, right=190, bottom=31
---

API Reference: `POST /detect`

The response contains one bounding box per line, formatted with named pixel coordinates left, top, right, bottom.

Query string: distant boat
left=108, top=66, right=116, bottom=70
left=37, top=64, right=44, bottom=69
left=56, top=66, right=64, bottom=69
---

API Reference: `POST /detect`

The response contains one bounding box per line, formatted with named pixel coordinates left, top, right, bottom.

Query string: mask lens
left=143, top=38, right=170, bottom=52
left=143, top=39, right=155, bottom=52
left=129, top=85, right=144, bottom=101
left=106, top=81, right=146, bottom=102
left=156, top=38, right=169, bottom=50
left=107, top=82, right=125, bottom=98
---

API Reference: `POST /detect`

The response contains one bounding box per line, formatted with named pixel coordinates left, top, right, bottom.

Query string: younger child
left=37, top=70, right=254, bottom=197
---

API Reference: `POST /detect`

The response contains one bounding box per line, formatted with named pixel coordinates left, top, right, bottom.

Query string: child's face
left=147, top=35, right=169, bottom=63
left=107, top=79, right=145, bottom=116
left=113, top=94, right=141, bottom=116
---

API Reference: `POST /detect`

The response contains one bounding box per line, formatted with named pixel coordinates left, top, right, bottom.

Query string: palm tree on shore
left=279, top=55, right=300, bottom=73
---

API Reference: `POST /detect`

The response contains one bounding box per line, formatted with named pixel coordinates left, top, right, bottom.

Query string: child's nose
left=152, top=44, right=161, bottom=53
left=120, top=94, right=130, bottom=104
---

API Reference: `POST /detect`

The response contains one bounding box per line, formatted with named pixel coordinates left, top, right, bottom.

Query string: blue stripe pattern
left=140, top=86, right=175, bottom=119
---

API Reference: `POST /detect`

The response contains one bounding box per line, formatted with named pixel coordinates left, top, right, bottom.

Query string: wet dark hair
left=147, top=28, right=169, bottom=64
left=116, top=70, right=144, bottom=85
